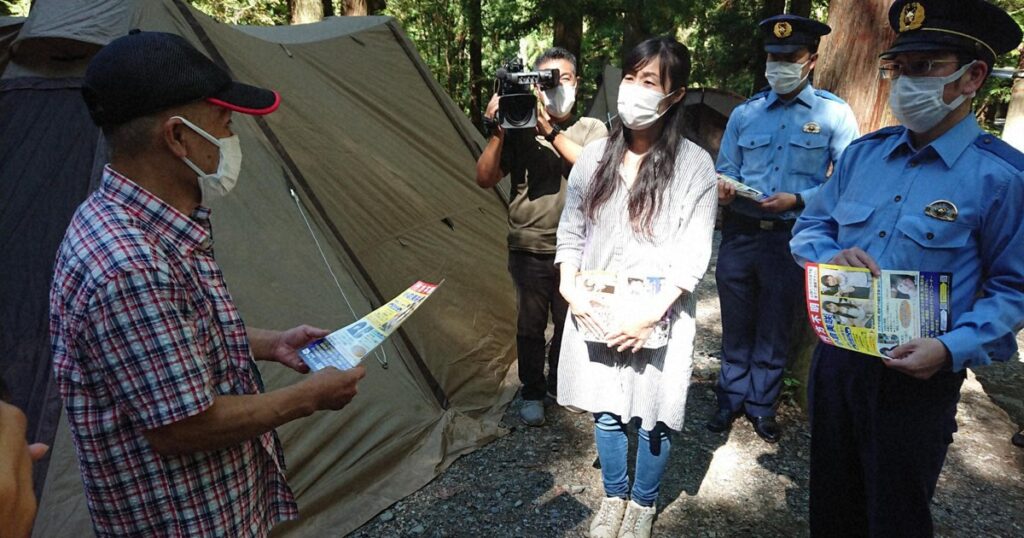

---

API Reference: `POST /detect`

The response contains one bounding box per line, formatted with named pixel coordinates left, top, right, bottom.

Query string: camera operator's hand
left=484, top=93, right=503, bottom=139
left=534, top=90, right=554, bottom=138
left=485, top=93, right=500, bottom=120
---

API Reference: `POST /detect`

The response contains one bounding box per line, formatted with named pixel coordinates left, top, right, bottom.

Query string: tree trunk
left=467, top=0, right=483, bottom=129
left=343, top=0, right=386, bottom=15
left=621, top=0, right=649, bottom=64
left=290, top=0, right=324, bottom=24
left=343, top=0, right=364, bottom=15
left=553, top=6, right=583, bottom=69
left=322, top=0, right=334, bottom=17
left=815, top=0, right=897, bottom=134
left=1001, top=50, right=1024, bottom=150
left=788, top=0, right=812, bottom=17
left=752, top=0, right=786, bottom=94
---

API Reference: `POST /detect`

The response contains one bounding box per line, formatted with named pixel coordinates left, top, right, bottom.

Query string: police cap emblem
left=899, top=2, right=926, bottom=32
left=774, top=22, right=793, bottom=39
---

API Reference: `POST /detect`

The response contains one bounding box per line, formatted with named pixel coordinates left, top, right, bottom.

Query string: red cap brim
left=206, top=82, right=280, bottom=115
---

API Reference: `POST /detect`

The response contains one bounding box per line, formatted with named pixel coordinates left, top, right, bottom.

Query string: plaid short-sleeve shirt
left=49, top=166, right=298, bottom=537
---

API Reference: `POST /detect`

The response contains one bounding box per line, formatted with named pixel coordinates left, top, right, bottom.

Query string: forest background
left=3, top=0, right=1023, bottom=136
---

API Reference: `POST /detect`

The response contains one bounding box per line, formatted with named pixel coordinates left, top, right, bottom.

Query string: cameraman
left=476, top=47, right=607, bottom=426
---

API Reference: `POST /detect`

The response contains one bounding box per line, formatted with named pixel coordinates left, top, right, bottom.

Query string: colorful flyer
left=574, top=270, right=670, bottom=349
left=804, top=263, right=951, bottom=358
left=300, top=280, right=441, bottom=371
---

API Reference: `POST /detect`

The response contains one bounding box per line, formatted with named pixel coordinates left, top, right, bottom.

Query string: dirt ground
left=352, top=237, right=1024, bottom=538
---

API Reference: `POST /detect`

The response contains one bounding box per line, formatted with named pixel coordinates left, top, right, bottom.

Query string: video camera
left=494, top=59, right=560, bottom=130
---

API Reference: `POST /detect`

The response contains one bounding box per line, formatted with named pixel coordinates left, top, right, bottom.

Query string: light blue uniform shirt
left=791, top=115, right=1024, bottom=372
left=717, top=83, right=860, bottom=220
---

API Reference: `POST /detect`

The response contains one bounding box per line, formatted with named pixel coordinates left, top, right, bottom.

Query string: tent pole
left=170, top=0, right=450, bottom=410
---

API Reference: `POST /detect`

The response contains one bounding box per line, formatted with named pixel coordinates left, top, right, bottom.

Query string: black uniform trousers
left=714, top=213, right=804, bottom=417
left=508, top=250, right=567, bottom=401
left=809, top=344, right=964, bottom=537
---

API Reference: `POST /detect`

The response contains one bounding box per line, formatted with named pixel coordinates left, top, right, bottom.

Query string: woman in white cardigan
left=555, top=36, right=718, bottom=538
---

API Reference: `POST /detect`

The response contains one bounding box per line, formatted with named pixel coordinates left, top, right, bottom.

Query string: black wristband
left=545, top=123, right=562, bottom=143
left=794, top=192, right=805, bottom=209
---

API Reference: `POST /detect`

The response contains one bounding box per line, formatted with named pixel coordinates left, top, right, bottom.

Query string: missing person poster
left=574, top=270, right=670, bottom=349
left=804, top=263, right=952, bottom=358
left=300, top=280, right=441, bottom=371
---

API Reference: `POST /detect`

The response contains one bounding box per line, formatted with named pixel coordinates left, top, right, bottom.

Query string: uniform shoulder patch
left=975, top=134, right=1024, bottom=171
left=848, top=126, right=902, bottom=147
left=814, top=89, right=846, bottom=104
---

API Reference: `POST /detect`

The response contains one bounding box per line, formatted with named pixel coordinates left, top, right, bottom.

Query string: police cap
left=882, top=0, right=1023, bottom=68
left=759, top=14, right=831, bottom=54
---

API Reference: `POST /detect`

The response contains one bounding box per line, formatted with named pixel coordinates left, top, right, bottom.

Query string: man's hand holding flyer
left=804, top=263, right=952, bottom=358
left=300, top=281, right=441, bottom=371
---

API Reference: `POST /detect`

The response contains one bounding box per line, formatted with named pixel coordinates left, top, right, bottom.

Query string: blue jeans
left=594, top=412, right=672, bottom=507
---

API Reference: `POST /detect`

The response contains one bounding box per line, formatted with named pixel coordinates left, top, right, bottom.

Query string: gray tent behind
left=585, top=64, right=745, bottom=160
left=1, top=1, right=519, bottom=535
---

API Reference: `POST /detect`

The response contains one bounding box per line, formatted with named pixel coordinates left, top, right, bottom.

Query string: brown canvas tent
left=0, top=1, right=519, bottom=535
left=585, top=64, right=745, bottom=161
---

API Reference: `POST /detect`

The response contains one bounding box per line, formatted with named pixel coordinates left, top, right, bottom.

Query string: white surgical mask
left=765, top=61, right=809, bottom=95
left=541, top=83, right=576, bottom=117
left=617, top=83, right=679, bottom=130
left=888, top=61, right=976, bottom=133
left=173, top=115, right=242, bottom=204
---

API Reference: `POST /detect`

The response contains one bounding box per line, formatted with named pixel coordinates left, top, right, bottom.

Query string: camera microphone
left=495, top=68, right=509, bottom=80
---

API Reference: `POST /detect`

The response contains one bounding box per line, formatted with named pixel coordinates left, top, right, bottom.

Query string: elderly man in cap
left=709, top=14, right=859, bottom=443
left=49, top=31, right=366, bottom=536
left=790, top=0, right=1024, bottom=535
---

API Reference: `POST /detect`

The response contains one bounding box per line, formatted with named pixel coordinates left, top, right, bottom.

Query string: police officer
left=708, top=14, right=859, bottom=442
left=790, top=1, right=1024, bottom=535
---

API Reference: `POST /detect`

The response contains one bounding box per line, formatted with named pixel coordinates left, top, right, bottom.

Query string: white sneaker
left=617, top=500, right=656, bottom=538
left=519, top=400, right=545, bottom=426
left=589, top=496, right=627, bottom=538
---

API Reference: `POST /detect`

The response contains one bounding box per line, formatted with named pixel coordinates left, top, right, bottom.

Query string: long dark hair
left=584, top=36, right=691, bottom=238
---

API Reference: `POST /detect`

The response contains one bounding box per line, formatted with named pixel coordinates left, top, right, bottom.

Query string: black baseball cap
left=83, top=30, right=279, bottom=127
left=759, top=15, right=831, bottom=54
left=882, top=0, right=1023, bottom=68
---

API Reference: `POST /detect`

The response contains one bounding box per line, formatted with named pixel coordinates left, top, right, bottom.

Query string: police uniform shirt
left=791, top=114, right=1024, bottom=371
left=717, top=83, right=859, bottom=220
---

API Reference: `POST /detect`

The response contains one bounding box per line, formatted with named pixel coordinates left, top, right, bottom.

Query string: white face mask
left=888, top=61, right=976, bottom=133
left=173, top=115, right=242, bottom=204
left=617, top=83, right=679, bottom=130
left=541, top=83, right=576, bottom=117
left=765, top=60, right=809, bottom=95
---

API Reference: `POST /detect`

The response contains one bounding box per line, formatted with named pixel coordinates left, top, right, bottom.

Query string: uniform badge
left=899, top=2, right=926, bottom=32
left=802, top=122, right=821, bottom=134
left=773, top=22, right=793, bottom=39
left=924, top=200, right=957, bottom=222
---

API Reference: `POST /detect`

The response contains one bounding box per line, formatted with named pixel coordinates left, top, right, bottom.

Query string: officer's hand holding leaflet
left=829, top=247, right=881, bottom=277
left=883, top=337, right=952, bottom=380
left=759, top=192, right=799, bottom=213
left=717, top=178, right=737, bottom=205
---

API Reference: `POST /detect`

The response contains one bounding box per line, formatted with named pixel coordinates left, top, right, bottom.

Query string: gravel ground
left=352, top=236, right=1024, bottom=538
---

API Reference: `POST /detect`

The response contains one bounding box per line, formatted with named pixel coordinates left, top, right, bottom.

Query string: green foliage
left=0, top=0, right=30, bottom=17
left=189, top=0, right=289, bottom=25
left=976, top=0, right=1024, bottom=133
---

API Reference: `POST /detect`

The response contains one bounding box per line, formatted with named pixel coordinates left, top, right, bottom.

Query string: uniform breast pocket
left=787, top=135, right=829, bottom=176
left=738, top=134, right=773, bottom=173
left=831, top=200, right=874, bottom=227
left=896, top=215, right=972, bottom=250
